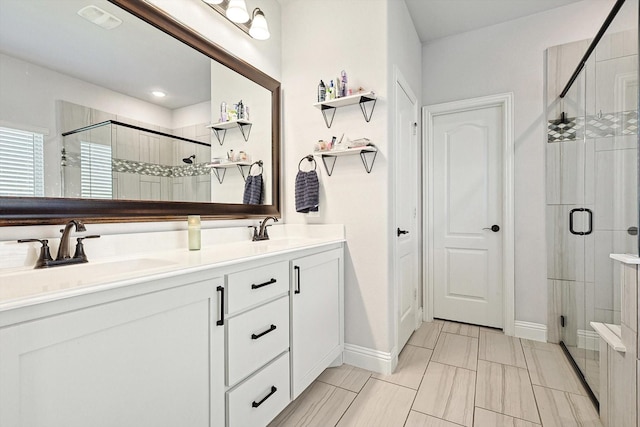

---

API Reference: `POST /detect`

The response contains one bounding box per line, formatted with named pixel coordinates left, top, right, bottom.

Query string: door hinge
left=560, top=315, right=565, bottom=328
left=413, top=122, right=417, bottom=136
left=414, top=289, right=418, bottom=300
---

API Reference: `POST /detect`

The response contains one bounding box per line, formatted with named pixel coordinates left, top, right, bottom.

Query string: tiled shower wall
left=546, top=31, right=638, bottom=346
left=59, top=100, right=211, bottom=202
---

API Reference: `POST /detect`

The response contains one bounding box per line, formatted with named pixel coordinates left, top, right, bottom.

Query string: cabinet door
left=291, top=248, right=344, bottom=398
left=0, top=279, right=225, bottom=427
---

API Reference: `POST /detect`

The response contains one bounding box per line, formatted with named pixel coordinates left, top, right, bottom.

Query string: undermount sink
left=0, top=257, right=176, bottom=303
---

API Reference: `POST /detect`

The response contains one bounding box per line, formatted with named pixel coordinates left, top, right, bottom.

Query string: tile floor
left=269, top=320, right=603, bottom=427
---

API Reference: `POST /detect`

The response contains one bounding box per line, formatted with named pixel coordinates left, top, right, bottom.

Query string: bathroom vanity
left=0, top=229, right=344, bottom=427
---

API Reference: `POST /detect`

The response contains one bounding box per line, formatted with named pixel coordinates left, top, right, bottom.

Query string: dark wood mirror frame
left=0, top=0, right=281, bottom=226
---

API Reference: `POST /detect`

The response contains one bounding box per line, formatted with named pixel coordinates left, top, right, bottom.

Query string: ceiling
left=404, top=0, right=583, bottom=43
left=0, top=0, right=211, bottom=110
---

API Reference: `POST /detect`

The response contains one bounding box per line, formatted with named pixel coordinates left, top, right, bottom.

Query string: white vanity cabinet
left=0, top=275, right=225, bottom=427
left=223, top=259, right=291, bottom=427
left=290, top=247, right=344, bottom=398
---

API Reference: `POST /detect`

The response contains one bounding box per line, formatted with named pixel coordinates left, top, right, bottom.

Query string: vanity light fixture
left=202, top=0, right=271, bottom=40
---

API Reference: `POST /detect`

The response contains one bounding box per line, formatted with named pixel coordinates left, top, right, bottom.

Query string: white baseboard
left=514, top=321, right=547, bottom=342
left=416, top=307, right=424, bottom=328
left=343, top=343, right=396, bottom=375
left=577, top=329, right=599, bottom=351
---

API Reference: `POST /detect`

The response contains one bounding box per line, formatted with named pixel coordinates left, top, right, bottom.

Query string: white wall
left=421, top=0, right=617, bottom=326
left=282, top=0, right=420, bottom=356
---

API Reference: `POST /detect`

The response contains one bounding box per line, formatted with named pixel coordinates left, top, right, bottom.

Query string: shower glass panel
left=546, top=0, right=638, bottom=403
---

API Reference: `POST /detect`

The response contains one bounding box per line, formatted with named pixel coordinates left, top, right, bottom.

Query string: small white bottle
left=188, top=215, right=201, bottom=251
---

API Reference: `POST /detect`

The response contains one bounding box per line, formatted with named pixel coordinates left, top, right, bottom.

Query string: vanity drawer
left=227, top=352, right=290, bottom=427
left=226, top=260, right=289, bottom=313
left=227, top=296, right=289, bottom=386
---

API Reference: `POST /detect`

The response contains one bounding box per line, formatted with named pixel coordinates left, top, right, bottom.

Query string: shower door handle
left=569, top=208, right=593, bottom=236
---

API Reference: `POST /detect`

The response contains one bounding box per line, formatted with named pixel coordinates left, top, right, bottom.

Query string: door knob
left=483, top=225, right=500, bottom=232
left=397, top=228, right=409, bottom=237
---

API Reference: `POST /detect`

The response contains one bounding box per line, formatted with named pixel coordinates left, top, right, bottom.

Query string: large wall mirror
left=0, top=0, right=280, bottom=225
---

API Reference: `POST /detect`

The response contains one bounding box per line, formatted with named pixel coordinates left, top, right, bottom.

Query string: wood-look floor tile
left=523, top=346, right=586, bottom=395
left=268, top=381, right=356, bottom=427
left=405, top=411, right=463, bottom=427
left=520, top=339, right=562, bottom=353
left=409, top=322, right=442, bottom=349
left=532, top=385, right=602, bottom=427
left=317, top=364, right=372, bottom=393
left=412, top=362, right=475, bottom=427
left=373, top=345, right=431, bottom=390
left=475, top=360, right=540, bottom=424
left=432, top=332, right=478, bottom=371
left=473, top=408, right=541, bottom=427
left=442, top=321, right=480, bottom=338
left=336, top=379, right=415, bottom=427
left=478, top=331, right=526, bottom=368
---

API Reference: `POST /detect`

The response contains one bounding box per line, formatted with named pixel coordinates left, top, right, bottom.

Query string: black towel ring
left=248, top=160, right=263, bottom=176
left=298, top=155, right=316, bottom=171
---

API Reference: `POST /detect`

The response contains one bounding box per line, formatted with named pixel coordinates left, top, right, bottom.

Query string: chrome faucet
left=56, top=220, right=87, bottom=260
left=250, top=216, right=278, bottom=241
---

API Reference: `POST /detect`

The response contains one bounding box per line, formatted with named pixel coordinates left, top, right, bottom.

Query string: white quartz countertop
left=0, top=225, right=344, bottom=312
left=610, top=253, right=640, bottom=264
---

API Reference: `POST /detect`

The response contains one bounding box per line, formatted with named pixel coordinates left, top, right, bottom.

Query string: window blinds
left=0, top=126, right=44, bottom=197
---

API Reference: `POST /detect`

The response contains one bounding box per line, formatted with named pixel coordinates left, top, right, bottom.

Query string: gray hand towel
left=243, top=174, right=263, bottom=205
left=295, top=170, right=319, bottom=213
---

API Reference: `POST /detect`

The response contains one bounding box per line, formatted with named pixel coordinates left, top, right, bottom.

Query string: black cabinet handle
left=294, top=266, right=301, bottom=294
left=252, top=386, right=277, bottom=408
left=251, top=278, right=277, bottom=290
left=251, top=324, right=277, bottom=340
left=216, top=286, right=224, bottom=326
left=569, top=208, right=593, bottom=236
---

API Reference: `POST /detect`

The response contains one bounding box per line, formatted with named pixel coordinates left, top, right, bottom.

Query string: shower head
left=183, top=155, right=196, bottom=164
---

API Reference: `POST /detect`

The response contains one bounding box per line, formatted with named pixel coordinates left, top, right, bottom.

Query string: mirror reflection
left=0, top=0, right=272, bottom=206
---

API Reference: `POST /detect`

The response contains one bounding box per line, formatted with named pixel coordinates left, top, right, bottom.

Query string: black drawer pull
left=252, top=386, right=277, bottom=408
left=251, top=278, right=277, bottom=290
left=251, top=324, right=277, bottom=340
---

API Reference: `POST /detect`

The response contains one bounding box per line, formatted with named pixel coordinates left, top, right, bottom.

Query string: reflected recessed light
left=152, top=91, right=166, bottom=98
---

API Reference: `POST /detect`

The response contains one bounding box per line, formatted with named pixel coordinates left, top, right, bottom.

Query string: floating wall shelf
left=313, top=91, right=377, bottom=128
left=313, top=145, right=377, bottom=176
left=206, top=119, right=252, bottom=145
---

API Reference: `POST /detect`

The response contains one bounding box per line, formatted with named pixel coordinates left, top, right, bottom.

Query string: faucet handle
left=248, top=226, right=259, bottom=241
left=73, top=235, right=100, bottom=262
left=17, top=239, right=53, bottom=268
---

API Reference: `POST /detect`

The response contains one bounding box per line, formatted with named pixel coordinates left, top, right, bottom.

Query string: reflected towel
left=295, top=170, right=319, bottom=213
left=243, top=174, right=263, bottom=205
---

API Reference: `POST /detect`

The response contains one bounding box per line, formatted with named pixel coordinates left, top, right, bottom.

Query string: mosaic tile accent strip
left=548, top=110, right=638, bottom=142
left=112, top=158, right=213, bottom=177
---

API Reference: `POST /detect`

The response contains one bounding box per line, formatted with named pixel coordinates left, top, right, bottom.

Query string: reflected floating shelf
left=313, top=145, right=377, bottom=176
left=206, top=119, right=252, bottom=145
left=206, top=161, right=252, bottom=184
left=312, top=91, right=377, bottom=128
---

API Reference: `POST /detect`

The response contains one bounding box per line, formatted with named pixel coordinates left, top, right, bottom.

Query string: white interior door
left=431, top=104, right=504, bottom=328
left=395, top=75, right=419, bottom=350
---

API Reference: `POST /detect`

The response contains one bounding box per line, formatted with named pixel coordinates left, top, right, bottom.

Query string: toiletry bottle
left=336, top=76, right=342, bottom=98
left=341, top=70, right=348, bottom=97
left=329, top=80, right=335, bottom=100
left=245, top=105, right=250, bottom=120
left=220, top=101, right=227, bottom=122
left=318, top=80, right=326, bottom=102
left=238, top=100, right=244, bottom=119
left=188, top=215, right=201, bottom=251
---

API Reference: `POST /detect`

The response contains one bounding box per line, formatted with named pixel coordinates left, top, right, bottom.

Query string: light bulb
left=249, top=9, right=270, bottom=40
left=226, top=0, right=249, bottom=23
